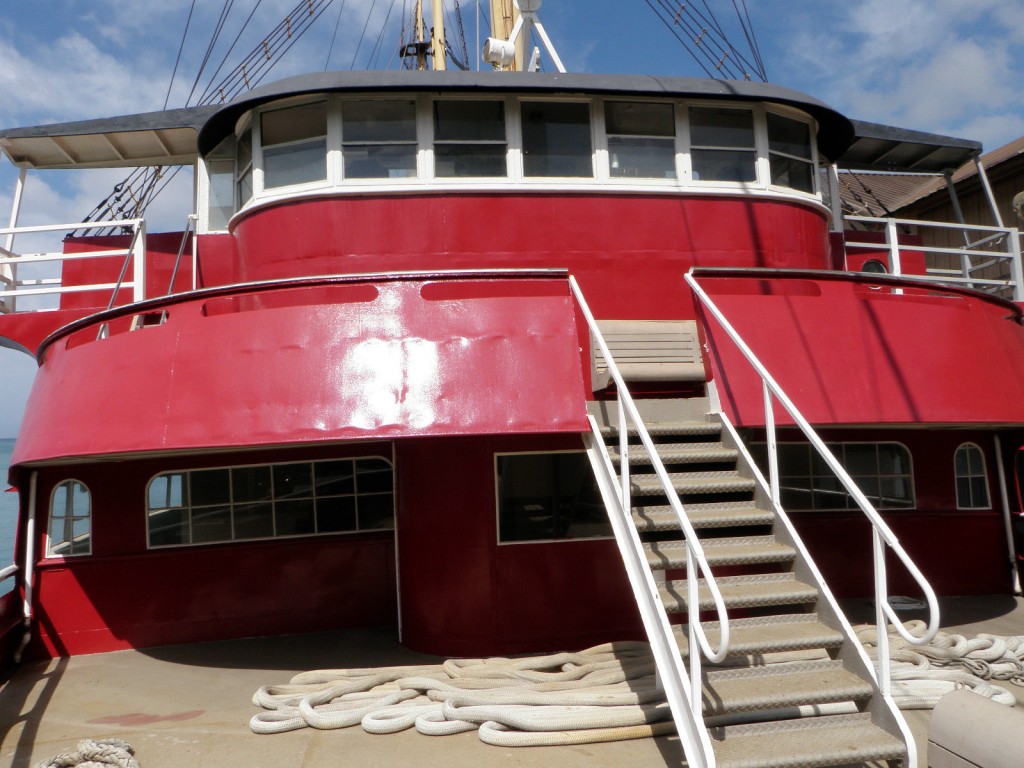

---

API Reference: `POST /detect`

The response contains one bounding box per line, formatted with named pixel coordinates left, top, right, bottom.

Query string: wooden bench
left=590, top=319, right=705, bottom=390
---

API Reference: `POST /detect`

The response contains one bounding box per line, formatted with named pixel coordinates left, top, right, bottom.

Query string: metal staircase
left=570, top=274, right=938, bottom=768
left=590, top=401, right=909, bottom=767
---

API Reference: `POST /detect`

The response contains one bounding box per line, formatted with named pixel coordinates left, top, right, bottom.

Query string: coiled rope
left=34, top=739, right=139, bottom=768
left=251, top=627, right=1024, bottom=746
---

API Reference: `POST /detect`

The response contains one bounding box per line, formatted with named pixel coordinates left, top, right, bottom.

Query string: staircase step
left=702, top=660, right=873, bottom=715
left=644, top=536, right=795, bottom=570
left=632, top=501, right=773, bottom=531
left=609, top=443, right=738, bottom=465
left=600, top=421, right=721, bottom=438
left=629, top=470, right=755, bottom=497
left=711, top=712, right=906, bottom=768
left=673, top=614, right=844, bottom=658
left=660, top=573, right=818, bottom=612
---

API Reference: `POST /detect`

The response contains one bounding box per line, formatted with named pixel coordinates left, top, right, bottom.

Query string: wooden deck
left=1, top=595, right=1020, bottom=768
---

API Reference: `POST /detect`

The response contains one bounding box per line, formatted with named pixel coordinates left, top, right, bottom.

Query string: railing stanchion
left=873, top=529, right=891, bottom=695
left=763, top=380, right=780, bottom=507
left=618, top=395, right=630, bottom=513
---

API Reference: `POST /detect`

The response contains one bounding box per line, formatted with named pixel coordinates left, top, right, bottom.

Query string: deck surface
left=1, top=595, right=1021, bottom=768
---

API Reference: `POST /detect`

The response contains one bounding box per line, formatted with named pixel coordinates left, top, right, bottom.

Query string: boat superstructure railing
left=569, top=275, right=724, bottom=768
left=684, top=268, right=941, bottom=694
left=0, top=218, right=147, bottom=314
left=845, top=215, right=1024, bottom=302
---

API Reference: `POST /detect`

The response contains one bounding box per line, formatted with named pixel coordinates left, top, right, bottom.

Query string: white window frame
left=46, top=479, right=92, bottom=558
left=954, top=442, right=991, bottom=510
left=764, top=105, right=820, bottom=197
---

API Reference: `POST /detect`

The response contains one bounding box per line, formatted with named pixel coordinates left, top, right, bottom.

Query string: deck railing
left=570, top=275, right=724, bottom=768
left=685, top=269, right=940, bottom=694
left=844, top=215, right=1024, bottom=302
left=0, top=218, right=146, bottom=314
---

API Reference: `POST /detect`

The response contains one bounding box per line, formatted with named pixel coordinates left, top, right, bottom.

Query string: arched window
left=955, top=443, right=991, bottom=510
left=47, top=480, right=92, bottom=557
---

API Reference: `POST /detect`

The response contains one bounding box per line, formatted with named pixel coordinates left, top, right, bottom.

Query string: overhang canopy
left=0, top=105, right=217, bottom=169
left=838, top=120, right=982, bottom=174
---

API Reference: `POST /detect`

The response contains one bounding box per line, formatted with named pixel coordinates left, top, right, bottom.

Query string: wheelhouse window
left=521, top=101, right=594, bottom=178
left=236, top=124, right=254, bottom=206
left=767, top=112, right=815, bottom=193
left=47, top=480, right=91, bottom=557
left=433, top=100, right=507, bottom=177
left=689, top=106, right=757, bottom=183
left=954, top=443, right=990, bottom=509
left=606, top=101, right=677, bottom=179
left=147, top=458, right=394, bottom=548
left=751, top=442, right=913, bottom=511
left=205, top=135, right=236, bottom=230
left=497, top=452, right=609, bottom=542
left=341, top=100, right=418, bottom=179
left=261, top=101, right=327, bottom=189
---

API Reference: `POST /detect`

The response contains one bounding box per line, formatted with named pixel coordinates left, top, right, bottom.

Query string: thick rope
left=34, top=739, right=139, bottom=768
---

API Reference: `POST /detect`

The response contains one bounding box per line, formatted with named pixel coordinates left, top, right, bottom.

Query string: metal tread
left=629, top=470, right=756, bottom=496
left=673, top=614, right=844, bottom=658
left=701, top=660, right=873, bottom=715
left=711, top=712, right=906, bottom=768
left=644, top=535, right=795, bottom=569
left=600, top=421, right=722, bottom=438
left=660, top=573, right=819, bottom=612
left=609, top=443, right=738, bottom=464
left=632, top=502, right=773, bottom=531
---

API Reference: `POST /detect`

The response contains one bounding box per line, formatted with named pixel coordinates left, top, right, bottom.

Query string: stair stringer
left=715, top=411, right=917, bottom=767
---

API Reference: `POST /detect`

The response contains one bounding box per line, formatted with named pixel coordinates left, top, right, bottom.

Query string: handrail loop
left=568, top=276, right=731, bottom=685
left=684, top=270, right=940, bottom=691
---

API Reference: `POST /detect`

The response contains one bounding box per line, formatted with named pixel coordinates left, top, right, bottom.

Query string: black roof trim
left=838, top=119, right=982, bottom=174
left=196, top=70, right=856, bottom=160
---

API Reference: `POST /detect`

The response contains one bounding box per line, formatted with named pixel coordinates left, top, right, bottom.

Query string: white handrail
left=685, top=270, right=939, bottom=691
left=0, top=564, right=16, bottom=583
left=570, top=277, right=729, bottom=768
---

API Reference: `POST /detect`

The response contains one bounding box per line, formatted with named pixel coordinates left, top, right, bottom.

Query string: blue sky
left=1, top=0, right=1023, bottom=437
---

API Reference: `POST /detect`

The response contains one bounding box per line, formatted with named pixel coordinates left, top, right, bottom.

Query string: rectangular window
left=750, top=442, right=913, bottom=511
left=521, top=102, right=594, bottom=178
left=147, top=457, right=394, bottom=548
left=606, top=101, right=676, bottom=179
left=261, top=101, right=328, bottom=189
left=767, top=112, right=815, bottom=193
left=236, top=126, right=253, bottom=205
left=689, top=106, right=756, bottom=183
left=434, top=100, right=508, bottom=177
left=497, top=452, right=610, bottom=542
left=47, top=480, right=92, bottom=557
left=342, top=100, right=418, bottom=179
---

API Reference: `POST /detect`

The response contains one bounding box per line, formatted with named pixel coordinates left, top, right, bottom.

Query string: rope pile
left=34, top=739, right=139, bottom=768
left=251, top=641, right=679, bottom=746
left=855, top=621, right=1024, bottom=709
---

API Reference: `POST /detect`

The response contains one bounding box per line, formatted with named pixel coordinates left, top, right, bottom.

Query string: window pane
left=274, top=463, right=314, bottom=500
left=207, top=160, right=235, bottom=230
left=192, top=505, right=232, bottom=543
left=261, top=102, right=326, bottom=146
left=343, top=100, right=416, bottom=142
left=233, top=466, right=272, bottom=503
left=608, top=137, right=676, bottom=179
left=879, top=446, right=911, bottom=475
left=315, top=461, right=355, bottom=496
left=691, top=149, right=757, bottom=182
left=435, top=145, right=507, bottom=177
left=690, top=107, right=754, bottom=148
left=343, top=144, right=417, bottom=179
left=606, top=101, right=674, bottom=137
left=49, top=480, right=92, bottom=557
left=845, top=445, right=878, bottom=476
left=264, top=139, right=327, bottom=188
left=234, top=502, right=274, bottom=539
left=358, top=493, right=395, bottom=530
left=769, top=155, right=814, bottom=193
left=149, top=507, right=188, bottom=547
left=434, top=100, right=505, bottom=141
left=356, top=459, right=393, bottom=494
left=276, top=499, right=316, bottom=536
left=767, top=112, right=812, bottom=159
left=191, top=469, right=231, bottom=506
left=521, top=102, right=593, bottom=178
left=316, top=496, right=357, bottom=532
left=497, top=453, right=610, bottom=542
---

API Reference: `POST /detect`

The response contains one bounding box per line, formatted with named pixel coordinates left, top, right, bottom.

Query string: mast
left=415, top=1, right=428, bottom=70
left=432, top=0, right=448, bottom=70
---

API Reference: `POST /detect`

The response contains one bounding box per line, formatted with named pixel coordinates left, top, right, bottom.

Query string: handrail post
left=873, top=529, right=891, bottom=695
left=885, top=218, right=902, bottom=277
left=688, top=556, right=702, bottom=714
left=1008, top=231, right=1024, bottom=303
left=618, top=395, right=630, bottom=513
left=133, top=219, right=147, bottom=303
left=2, top=166, right=27, bottom=313
left=763, top=380, right=780, bottom=507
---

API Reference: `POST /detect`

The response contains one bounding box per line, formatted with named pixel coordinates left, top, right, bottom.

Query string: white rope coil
left=34, top=739, right=139, bottom=768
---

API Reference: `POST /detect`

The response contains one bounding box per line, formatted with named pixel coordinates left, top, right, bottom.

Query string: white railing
left=0, top=564, right=16, bottom=584
left=685, top=270, right=940, bottom=694
left=845, top=215, right=1024, bottom=302
left=570, top=276, right=725, bottom=768
left=0, top=218, right=147, bottom=314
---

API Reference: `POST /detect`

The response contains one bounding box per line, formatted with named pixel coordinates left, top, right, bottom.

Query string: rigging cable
left=368, top=0, right=402, bottom=69
left=324, top=0, right=350, bottom=70
left=350, top=0, right=381, bottom=69
left=196, top=0, right=269, bottom=104
left=164, top=0, right=198, bottom=109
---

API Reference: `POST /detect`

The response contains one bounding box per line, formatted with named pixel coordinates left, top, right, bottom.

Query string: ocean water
left=0, top=437, right=16, bottom=596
